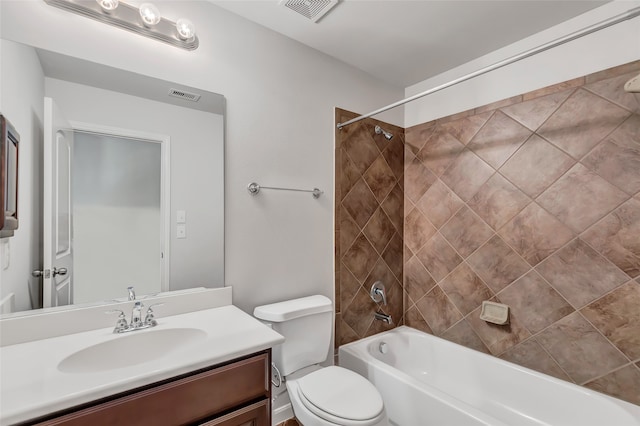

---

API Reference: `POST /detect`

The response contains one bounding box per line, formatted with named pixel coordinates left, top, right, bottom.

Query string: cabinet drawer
left=199, top=400, right=269, bottom=426
left=35, top=352, right=269, bottom=426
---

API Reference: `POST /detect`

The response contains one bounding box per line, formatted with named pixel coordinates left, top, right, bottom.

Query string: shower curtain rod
left=336, top=6, right=640, bottom=130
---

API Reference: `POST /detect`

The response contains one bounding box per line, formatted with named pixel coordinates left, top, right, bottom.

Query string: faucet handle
left=370, top=281, right=388, bottom=305
left=144, top=303, right=164, bottom=327
left=106, top=309, right=129, bottom=333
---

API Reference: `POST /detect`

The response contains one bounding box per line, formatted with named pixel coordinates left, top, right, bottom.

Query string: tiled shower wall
left=335, top=109, right=405, bottom=347
left=402, top=61, right=640, bottom=405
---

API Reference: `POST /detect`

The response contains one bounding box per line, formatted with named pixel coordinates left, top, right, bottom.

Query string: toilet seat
left=295, top=366, right=385, bottom=426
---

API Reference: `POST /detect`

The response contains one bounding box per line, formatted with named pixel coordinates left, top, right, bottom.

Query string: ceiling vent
left=279, top=0, right=338, bottom=23
left=168, top=88, right=201, bottom=102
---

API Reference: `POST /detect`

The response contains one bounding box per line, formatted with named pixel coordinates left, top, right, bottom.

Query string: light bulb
left=96, top=0, right=119, bottom=12
left=176, top=18, right=196, bottom=41
left=139, top=3, right=161, bottom=27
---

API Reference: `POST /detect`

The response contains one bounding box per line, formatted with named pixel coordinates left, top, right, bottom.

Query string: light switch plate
left=177, top=210, right=186, bottom=224
left=177, top=224, right=186, bottom=239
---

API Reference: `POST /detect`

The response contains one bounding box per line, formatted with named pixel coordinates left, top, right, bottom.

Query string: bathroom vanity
left=0, top=289, right=284, bottom=426
left=29, top=351, right=271, bottom=426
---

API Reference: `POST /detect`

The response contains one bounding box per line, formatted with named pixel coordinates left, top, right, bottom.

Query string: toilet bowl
left=253, top=295, right=389, bottom=426
left=286, top=366, right=387, bottom=426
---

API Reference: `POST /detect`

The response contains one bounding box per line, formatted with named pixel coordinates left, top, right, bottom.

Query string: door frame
left=69, top=121, right=171, bottom=293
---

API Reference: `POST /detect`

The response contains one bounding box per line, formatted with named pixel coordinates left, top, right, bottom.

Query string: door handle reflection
left=53, top=267, right=68, bottom=277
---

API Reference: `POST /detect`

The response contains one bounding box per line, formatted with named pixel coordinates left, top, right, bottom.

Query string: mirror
left=0, top=39, right=225, bottom=316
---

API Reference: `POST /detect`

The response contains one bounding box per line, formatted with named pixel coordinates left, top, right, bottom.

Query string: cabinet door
left=200, top=400, right=269, bottom=426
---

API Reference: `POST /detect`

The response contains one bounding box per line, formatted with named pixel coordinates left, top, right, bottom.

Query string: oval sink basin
left=58, top=328, right=207, bottom=374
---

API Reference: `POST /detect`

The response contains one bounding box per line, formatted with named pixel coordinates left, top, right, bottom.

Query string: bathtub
left=338, top=326, right=640, bottom=426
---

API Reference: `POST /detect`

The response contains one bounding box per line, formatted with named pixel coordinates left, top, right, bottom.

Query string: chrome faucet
left=127, top=286, right=136, bottom=301
left=130, top=301, right=144, bottom=328
left=107, top=302, right=164, bottom=334
left=374, top=311, right=393, bottom=325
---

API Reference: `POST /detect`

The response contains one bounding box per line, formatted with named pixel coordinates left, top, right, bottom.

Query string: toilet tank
left=254, top=295, right=332, bottom=376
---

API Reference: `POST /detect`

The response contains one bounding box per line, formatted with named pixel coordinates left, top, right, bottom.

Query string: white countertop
left=0, top=305, right=284, bottom=425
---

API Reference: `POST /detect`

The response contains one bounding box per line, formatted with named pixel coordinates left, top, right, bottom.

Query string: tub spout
left=374, top=311, right=393, bottom=325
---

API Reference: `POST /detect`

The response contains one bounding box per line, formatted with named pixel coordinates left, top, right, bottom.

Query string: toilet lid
left=297, top=366, right=384, bottom=422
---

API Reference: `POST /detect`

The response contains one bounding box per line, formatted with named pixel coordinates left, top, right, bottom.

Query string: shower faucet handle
left=370, top=281, right=388, bottom=306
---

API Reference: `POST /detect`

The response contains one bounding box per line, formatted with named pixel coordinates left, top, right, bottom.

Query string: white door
left=43, top=97, right=73, bottom=308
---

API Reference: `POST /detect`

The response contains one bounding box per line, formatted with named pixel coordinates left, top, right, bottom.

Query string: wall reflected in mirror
left=0, top=38, right=225, bottom=316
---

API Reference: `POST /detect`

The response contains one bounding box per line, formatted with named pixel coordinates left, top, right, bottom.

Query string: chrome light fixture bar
left=44, top=0, right=199, bottom=51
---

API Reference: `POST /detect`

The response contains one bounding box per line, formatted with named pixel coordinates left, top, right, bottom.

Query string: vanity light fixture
left=44, top=0, right=199, bottom=51
left=176, top=18, right=196, bottom=41
left=96, top=0, right=118, bottom=13
left=139, top=3, right=161, bottom=27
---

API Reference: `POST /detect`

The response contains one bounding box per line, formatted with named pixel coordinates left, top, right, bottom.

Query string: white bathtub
left=339, top=326, right=640, bottom=426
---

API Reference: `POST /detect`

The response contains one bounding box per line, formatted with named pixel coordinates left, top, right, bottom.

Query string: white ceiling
left=210, top=0, right=609, bottom=88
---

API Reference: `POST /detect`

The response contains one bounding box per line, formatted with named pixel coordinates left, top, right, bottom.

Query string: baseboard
left=273, top=402, right=294, bottom=426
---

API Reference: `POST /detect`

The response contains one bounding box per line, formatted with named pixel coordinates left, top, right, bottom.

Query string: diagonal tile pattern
left=404, top=207, right=437, bottom=253
left=585, top=70, right=640, bottom=114
left=581, top=114, right=640, bottom=195
left=499, top=202, right=574, bottom=266
left=536, top=239, right=629, bottom=308
left=416, top=233, right=463, bottom=282
left=466, top=235, right=530, bottom=293
left=415, top=180, right=464, bottom=228
left=363, top=207, right=396, bottom=255
left=581, top=198, right=640, bottom=279
left=440, top=206, right=494, bottom=257
left=338, top=61, right=640, bottom=406
left=439, top=263, right=494, bottom=316
left=414, top=286, right=463, bottom=335
left=440, top=319, right=490, bottom=354
left=342, top=178, right=379, bottom=228
left=537, top=164, right=628, bottom=233
left=440, top=149, right=495, bottom=201
left=401, top=62, right=640, bottom=405
left=439, top=112, right=492, bottom=145
left=537, top=88, right=630, bottom=159
left=416, top=127, right=465, bottom=176
left=467, top=110, right=532, bottom=169
left=364, top=156, right=397, bottom=203
left=499, top=339, right=571, bottom=381
left=584, top=365, right=640, bottom=406
left=335, top=110, right=405, bottom=348
left=499, top=134, right=575, bottom=198
left=468, top=173, right=530, bottom=230
left=497, top=270, right=574, bottom=334
left=535, top=312, right=628, bottom=384
left=500, top=89, right=573, bottom=131
left=580, top=281, right=640, bottom=360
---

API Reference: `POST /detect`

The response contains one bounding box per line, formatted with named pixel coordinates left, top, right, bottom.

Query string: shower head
left=374, top=125, right=393, bottom=140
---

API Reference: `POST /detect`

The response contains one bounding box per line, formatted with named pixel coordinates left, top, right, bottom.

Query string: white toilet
left=254, top=295, right=388, bottom=426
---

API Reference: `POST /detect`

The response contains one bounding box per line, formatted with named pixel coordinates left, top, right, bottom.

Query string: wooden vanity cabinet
left=29, top=350, right=271, bottom=426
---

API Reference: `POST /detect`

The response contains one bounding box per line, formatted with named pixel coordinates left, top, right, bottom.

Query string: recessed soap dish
left=480, top=301, right=510, bottom=325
